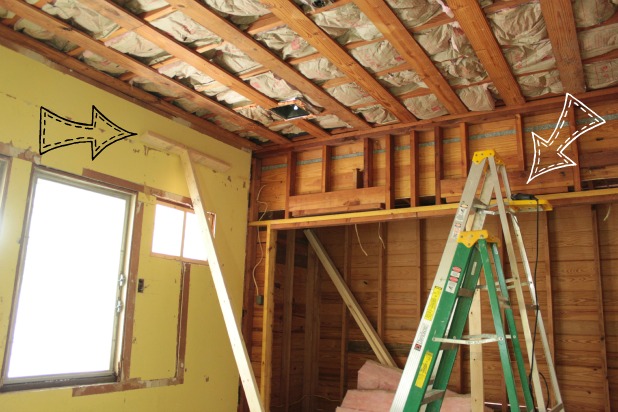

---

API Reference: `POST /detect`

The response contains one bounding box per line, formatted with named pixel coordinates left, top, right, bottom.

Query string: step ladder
left=390, top=150, right=564, bottom=412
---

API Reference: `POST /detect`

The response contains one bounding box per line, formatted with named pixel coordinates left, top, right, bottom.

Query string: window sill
left=72, top=376, right=184, bottom=397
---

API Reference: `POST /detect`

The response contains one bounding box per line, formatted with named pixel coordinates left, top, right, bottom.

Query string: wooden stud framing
left=304, top=229, right=396, bottom=367
left=281, top=230, right=296, bottom=412
left=515, top=114, right=526, bottom=172
left=303, top=245, right=320, bottom=411
left=340, top=226, right=352, bottom=398
left=410, top=131, right=420, bottom=207
left=540, top=212, right=555, bottom=354
left=567, top=105, right=582, bottom=191
left=434, top=126, right=443, bottom=205
left=260, top=226, right=278, bottom=411
left=385, top=135, right=395, bottom=209
left=460, top=123, right=470, bottom=178
left=377, top=223, right=387, bottom=337
left=364, top=138, right=374, bottom=189
left=592, top=206, right=611, bottom=411
left=285, top=151, right=297, bottom=219
left=322, top=146, right=332, bottom=193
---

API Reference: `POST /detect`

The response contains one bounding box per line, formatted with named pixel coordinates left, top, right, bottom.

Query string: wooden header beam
left=249, top=188, right=618, bottom=229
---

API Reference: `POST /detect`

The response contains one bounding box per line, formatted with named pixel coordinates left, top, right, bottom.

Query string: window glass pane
left=8, top=177, right=129, bottom=379
left=152, top=204, right=183, bottom=257
left=182, top=212, right=208, bottom=261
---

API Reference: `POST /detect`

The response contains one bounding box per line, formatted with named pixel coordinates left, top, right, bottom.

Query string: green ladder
left=403, top=229, right=534, bottom=411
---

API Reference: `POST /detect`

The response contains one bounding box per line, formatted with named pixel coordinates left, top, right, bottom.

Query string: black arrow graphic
left=39, top=106, right=136, bottom=160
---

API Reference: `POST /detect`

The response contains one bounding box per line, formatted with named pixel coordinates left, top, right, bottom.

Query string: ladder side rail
left=487, top=159, right=546, bottom=410
left=426, top=159, right=497, bottom=397
left=392, top=159, right=490, bottom=412
left=426, top=248, right=485, bottom=412
left=490, top=242, right=535, bottom=411
left=479, top=239, right=521, bottom=412
left=429, top=160, right=497, bottom=389
left=509, top=213, right=564, bottom=407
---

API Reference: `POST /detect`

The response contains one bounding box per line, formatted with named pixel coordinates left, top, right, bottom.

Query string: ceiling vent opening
left=270, top=99, right=321, bottom=121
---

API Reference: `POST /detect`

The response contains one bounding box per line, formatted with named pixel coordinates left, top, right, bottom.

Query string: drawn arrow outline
left=527, top=93, right=606, bottom=183
left=39, top=105, right=136, bottom=160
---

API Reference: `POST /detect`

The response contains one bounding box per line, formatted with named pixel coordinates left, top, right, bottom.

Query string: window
left=151, top=202, right=213, bottom=263
left=3, top=170, right=134, bottom=389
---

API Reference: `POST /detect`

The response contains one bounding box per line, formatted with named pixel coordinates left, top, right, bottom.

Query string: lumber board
left=179, top=151, right=265, bottom=411
left=288, top=186, right=387, bottom=216
left=260, top=227, right=277, bottom=411
left=142, top=131, right=231, bottom=172
left=305, top=229, right=396, bottom=367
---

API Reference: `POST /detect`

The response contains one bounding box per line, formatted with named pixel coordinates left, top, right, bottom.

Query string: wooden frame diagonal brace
left=146, top=142, right=264, bottom=411
left=304, top=229, right=396, bottom=367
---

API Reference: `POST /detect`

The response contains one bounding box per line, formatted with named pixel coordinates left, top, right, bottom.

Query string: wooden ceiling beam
left=166, top=0, right=370, bottom=131
left=0, top=24, right=259, bottom=151
left=538, top=0, right=586, bottom=93
left=259, top=0, right=416, bottom=122
left=0, top=0, right=290, bottom=145
left=256, top=86, right=618, bottom=155
left=83, top=0, right=327, bottom=141
left=446, top=0, right=526, bottom=106
left=354, top=0, right=467, bottom=115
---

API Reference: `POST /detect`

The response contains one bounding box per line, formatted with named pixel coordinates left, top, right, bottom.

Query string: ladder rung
left=549, top=402, right=565, bottom=412
left=422, top=389, right=445, bottom=405
left=471, top=198, right=489, bottom=210
left=433, top=334, right=506, bottom=345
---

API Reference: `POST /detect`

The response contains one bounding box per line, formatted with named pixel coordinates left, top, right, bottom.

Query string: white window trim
left=1, top=168, right=136, bottom=390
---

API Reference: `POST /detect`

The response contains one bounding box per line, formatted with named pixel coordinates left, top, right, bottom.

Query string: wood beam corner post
left=260, top=225, right=278, bottom=411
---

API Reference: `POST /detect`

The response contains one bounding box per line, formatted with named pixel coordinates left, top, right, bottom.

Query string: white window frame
left=1, top=168, right=135, bottom=391
left=151, top=200, right=215, bottom=265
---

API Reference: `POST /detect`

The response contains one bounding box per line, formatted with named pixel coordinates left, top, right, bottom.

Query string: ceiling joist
left=259, top=0, right=417, bottom=123
left=166, top=0, right=371, bottom=131
left=538, top=0, right=586, bottom=94
left=446, top=0, right=526, bottom=106
left=0, top=0, right=291, bottom=145
left=354, top=0, right=468, bottom=115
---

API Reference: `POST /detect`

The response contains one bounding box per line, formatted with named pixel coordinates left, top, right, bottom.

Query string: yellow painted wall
left=0, top=45, right=251, bottom=411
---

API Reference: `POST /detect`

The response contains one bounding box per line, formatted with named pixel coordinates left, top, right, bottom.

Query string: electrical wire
left=378, top=222, right=386, bottom=249
left=527, top=198, right=544, bottom=411
left=251, top=185, right=268, bottom=297
left=355, top=224, right=368, bottom=256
